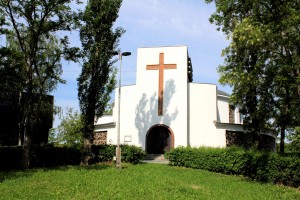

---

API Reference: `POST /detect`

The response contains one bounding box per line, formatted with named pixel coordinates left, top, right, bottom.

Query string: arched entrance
left=146, top=124, right=174, bottom=154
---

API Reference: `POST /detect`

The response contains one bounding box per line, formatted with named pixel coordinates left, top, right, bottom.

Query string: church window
left=94, top=131, right=107, bottom=145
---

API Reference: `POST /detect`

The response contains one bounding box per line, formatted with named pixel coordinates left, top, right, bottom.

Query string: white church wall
left=189, top=83, right=226, bottom=147
left=95, top=115, right=114, bottom=125
left=217, top=96, right=230, bottom=123
left=135, top=46, right=189, bottom=148
left=235, top=107, right=241, bottom=124
left=116, top=85, right=142, bottom=147
left=95, top=46, right=242, bottom=151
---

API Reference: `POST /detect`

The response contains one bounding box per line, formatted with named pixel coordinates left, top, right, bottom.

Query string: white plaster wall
left=115, top=85, right=141, bottom=147
left=217, top=96, right=229, bottom=123
left=95, top=115, right=114, bottom=124
left=235, top=107, right=239, bottom=124
left=96, top=46, right=235, bottom=150
left=189, top=83, right=226, bottom=147
left=135, top=46, right=189, bottom=148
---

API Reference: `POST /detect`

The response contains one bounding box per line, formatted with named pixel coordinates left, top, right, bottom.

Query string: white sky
left=51, top=0, right=231, bottom=127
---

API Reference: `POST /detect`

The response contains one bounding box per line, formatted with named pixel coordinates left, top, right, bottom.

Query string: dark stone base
left=226, top=131, right=275, bottom=151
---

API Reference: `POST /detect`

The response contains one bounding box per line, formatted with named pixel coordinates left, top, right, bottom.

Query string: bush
left=121, top=145, right=147, bottom=164
left=166, top=146, right=300, bottom=187
left=0, top=144, right=146, bottom=170
left=91, top=144, right=146, bottom=164
left=0, top=146, right=23, bottom=170
left=91, top=144, right=115, bottom=162
left=0, top=145, right=81, bottom=170
left=31, top=144, right=81, bottom=167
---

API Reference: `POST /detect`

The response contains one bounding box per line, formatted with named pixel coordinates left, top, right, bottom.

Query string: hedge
left=91, top=144, right=147, bottom=164
left=165, top=146, right=300, bottom=187
left=0, top=145, right=81, bottom=170
left=0, top=144, right=146, bottom=170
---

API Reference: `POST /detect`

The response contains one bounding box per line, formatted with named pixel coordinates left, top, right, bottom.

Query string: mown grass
left=0, top=163, right=299, bottom=200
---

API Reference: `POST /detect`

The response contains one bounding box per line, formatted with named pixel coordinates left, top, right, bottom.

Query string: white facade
left=95, top=46, right=246, bottom=152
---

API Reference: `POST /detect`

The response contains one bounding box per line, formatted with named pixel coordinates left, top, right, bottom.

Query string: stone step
left=145, top=154, right=167, bottom=161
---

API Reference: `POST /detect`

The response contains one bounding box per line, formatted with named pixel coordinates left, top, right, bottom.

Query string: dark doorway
left=146, top=125, right=172, bottom=154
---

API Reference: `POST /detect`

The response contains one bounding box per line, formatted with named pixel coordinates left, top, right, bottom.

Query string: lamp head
left=121, top=52, right=131, bottom=56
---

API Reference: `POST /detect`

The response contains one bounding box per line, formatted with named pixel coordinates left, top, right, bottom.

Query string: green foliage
left=166, top=146, right=300, bottom=187
left=0, top=0, right=81, bottom=168
left=121, top=145, right=147, bottom=164
left=0, top=145, right=81, bottom=170
left=0, top=146, right=23, bottom=170
left=91, top=144, right=146, bottom=164
left=288, top=127, right=300, bottom=153
left=91, top=144, right=115, bottom=162
left=1, top=164, right=299, bottom=199
left=0, top=144, right=145, bottom=170
left=0, top=47, right=25, bottom=91
left=206, top=0, right=300, bottom=153
left=31, top=145, right=81, bottom=168
left=78, top=0, right=124, bottom=165
left=51, top=108, right=84, bottom=148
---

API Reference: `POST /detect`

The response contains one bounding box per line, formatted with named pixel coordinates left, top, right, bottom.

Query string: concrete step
left=145, top=154, right=167, bottom=161
left=143, top=154, right=170, bottom=164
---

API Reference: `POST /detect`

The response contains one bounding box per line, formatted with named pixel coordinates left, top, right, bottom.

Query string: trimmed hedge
left=31, top=145, right=81, bottom=168
left=0, top=146, right=23, bottom=170
left=0, top=144, right=146, bottom=170
left=0, top=145, right=81, bottom=170
left=165, top=146, right=300, bottom=187
left=91, top=144, right=147, bottom=164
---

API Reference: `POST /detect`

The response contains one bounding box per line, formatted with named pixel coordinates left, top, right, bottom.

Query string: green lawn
left=0, top=163, right=299, bottom=200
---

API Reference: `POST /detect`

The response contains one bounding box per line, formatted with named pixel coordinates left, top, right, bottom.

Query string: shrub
left=0, top=146, right=23, bottom=170
left=31, top=144, right=81, bottom=167
left=0, top=145, right=81, bottom=170
left=166, top=146, right=300, bottom=187
left=121, top=145, right=147, bottom=164
left=91, top=144, right=115, bottom=162
left=0, top=144, right=146, bottom=170
left=92, top=144, right=146, bottom=164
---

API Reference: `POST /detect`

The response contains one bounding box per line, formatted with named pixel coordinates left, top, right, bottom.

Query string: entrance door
left=146, top=125, right=172, bottom=154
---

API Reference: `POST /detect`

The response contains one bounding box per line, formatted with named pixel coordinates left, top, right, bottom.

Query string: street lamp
left=108, top=50, right=131, bottom=169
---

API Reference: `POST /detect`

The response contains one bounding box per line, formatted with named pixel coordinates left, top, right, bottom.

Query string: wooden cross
left=146, top=53, right=177, bottom=115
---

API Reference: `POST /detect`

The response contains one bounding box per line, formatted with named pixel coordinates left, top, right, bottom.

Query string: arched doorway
left=146, top=124, right=174, bottom=154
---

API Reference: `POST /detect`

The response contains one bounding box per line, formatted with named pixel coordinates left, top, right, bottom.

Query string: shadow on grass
left=0, top=162, right=114, bottom=183
left=0, top=170, right=33, bottom=183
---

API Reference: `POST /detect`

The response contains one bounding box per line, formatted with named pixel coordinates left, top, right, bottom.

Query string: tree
left=0, top=47, right=25, bottom=91
left=0, top=0, right=80, bottom=168
left=205, top=0, right=300, bottom=152
left=288, top=127, right=300, bottom=153
left=50, top=108, right=84, bottom=148
left=78, top=0, right=124, bottom=165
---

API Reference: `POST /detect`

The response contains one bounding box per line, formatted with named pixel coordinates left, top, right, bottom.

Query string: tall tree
left=78, top=0, right=124, bottom=165
left=0, top=0, right=80, bottom=168
left=205, top=0, right=300, bottom=152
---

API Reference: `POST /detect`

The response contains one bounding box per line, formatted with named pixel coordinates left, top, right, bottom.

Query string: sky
left=51, top=0, right=231, bottom=127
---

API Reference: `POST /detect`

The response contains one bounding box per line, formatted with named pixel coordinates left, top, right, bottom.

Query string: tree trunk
left=80, top=123, right=94, bottom=166
left=280, top=126, right=285, bottom=153
left=22, top=118, right=32, bottom=168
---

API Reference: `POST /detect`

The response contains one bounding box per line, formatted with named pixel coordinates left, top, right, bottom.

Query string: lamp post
left=108, top=50, right=131, bottom=169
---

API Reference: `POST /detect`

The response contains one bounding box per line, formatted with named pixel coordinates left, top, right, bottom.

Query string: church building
left=94, top=46, right=276, bottom=153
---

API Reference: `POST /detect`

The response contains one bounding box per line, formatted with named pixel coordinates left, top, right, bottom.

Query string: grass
left=0, top=163, right=299, bottom=200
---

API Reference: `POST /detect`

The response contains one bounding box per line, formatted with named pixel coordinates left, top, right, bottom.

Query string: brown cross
left=146, top=53, right=177, bottom=115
